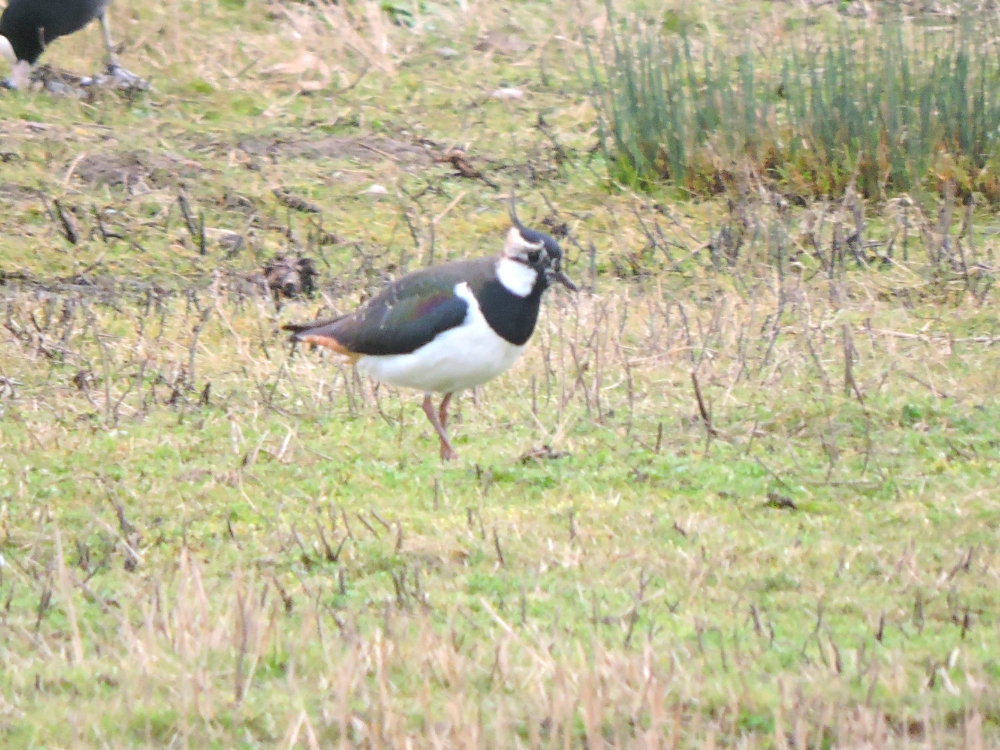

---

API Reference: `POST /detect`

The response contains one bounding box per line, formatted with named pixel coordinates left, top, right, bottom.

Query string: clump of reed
left=591, top=6, right=1000, bottom=202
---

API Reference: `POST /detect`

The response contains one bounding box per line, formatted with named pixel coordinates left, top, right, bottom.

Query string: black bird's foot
left=104, top=63, right=149, bottom=92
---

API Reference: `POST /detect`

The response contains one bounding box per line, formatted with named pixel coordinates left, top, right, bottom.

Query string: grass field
left=1, top=0, right=999, bottom=747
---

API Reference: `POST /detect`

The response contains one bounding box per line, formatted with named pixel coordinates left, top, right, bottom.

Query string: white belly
left=356, top=282, right=526, bottom=394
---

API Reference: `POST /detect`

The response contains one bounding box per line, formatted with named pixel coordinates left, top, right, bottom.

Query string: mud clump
left=262, top=255, right=318, bottom=301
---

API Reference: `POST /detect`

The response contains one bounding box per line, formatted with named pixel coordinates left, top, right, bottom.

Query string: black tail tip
left=281, top=322, right=311, bottom=341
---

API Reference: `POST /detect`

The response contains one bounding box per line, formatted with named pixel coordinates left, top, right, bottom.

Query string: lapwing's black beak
left=549, top=269, right=577, bottom=292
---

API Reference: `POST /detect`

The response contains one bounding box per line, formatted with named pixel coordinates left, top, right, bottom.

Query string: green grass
left=1, top=0, right=1000, bottom=746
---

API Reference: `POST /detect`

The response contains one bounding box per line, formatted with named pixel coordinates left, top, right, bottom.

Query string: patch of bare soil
left=0, top=183, right=38, bottom=202
left=71, top=151, right=204, bottom=190
left=236, top=135, right=433, bottom=165
left=473, top=29, right=533, bottom=56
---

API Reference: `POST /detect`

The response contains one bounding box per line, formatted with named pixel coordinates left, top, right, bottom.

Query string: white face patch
left=502, top=227, right=544, bottom=259
left=495, top=257, right=537, bottom=297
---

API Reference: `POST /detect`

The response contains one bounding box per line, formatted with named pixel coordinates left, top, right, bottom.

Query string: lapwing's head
left=500, top=197, right=577, bottom=294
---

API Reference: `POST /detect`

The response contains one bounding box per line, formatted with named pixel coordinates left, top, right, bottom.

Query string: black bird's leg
left=99, top=11, right=119, bottom=69
left=98, top=11, right=145, bottom=87
left=422, top=393, right=457, bottom=462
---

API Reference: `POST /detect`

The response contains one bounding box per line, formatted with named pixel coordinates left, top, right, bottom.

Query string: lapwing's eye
left=526, top=251, right=541, bottom=264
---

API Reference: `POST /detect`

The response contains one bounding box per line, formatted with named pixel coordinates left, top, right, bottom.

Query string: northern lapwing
left=285, top=202, right=577, bottom=461
left=0, top=0, right=140, bottom=89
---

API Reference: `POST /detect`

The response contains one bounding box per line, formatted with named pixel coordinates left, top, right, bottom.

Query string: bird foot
left=73, top=68, right=148, bottom=93
left=107, top=63, right=149, bottom=91
left=439, top=439, right=458, bottom=462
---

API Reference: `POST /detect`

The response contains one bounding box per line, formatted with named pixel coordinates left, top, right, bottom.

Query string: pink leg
left=438, top=393, right=453, bottom=430
left=422, top=393, right=457, bottom=461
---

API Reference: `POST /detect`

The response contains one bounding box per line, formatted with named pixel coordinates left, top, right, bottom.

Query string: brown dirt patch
left=474, top=30, right=533, bottom=56
left=71, top=151, right=204, bottom=189
left=0, top=183, right=38, bottom=202
left=236, top=135, right=432, bottom=164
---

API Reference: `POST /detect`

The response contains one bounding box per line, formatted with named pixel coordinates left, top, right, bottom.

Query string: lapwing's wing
left=285, top=260, right=491, bottom=357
